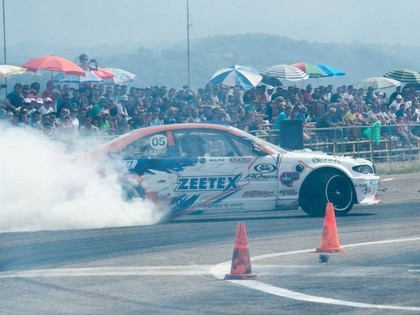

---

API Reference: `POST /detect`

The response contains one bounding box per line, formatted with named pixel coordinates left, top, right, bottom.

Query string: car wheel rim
left=325, top=175, right=353, bottom=211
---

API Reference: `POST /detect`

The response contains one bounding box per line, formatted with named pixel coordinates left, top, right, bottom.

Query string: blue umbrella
left=209, top=65, right=262, bottom=88
left=316, top=64, right=346, bottom=77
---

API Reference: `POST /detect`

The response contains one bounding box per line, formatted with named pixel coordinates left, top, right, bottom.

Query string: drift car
left=93, top=123, right=380, bottom=217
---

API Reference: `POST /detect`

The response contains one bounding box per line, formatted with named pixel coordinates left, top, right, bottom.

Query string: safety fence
left=257, top=123, right=420, bottom=163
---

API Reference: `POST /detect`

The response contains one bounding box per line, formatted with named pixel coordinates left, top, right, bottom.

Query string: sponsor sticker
left=245, top=173, right=278, bottom=181
left=196, top=202, right=244, bottom=211
left=280, top=172, right=300, bottom=187
left=312, top=157, right=341, bottom=164
left=242, top=190, right=274, bottom=198
left=125, top=160, right=138, bottom=169
left=175, top=175, right=241, bottom=191
left=254, top=163, right=277, bottom=173
left=230, top=157, right=252, bottom=163
left=279, top=189, right=298, bottom=195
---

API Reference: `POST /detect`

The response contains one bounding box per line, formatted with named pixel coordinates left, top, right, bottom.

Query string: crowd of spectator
left=1, top=58, right=420, bottom=148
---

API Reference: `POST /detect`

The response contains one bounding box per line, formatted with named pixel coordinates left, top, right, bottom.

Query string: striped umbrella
left=292, top=62, right=326, bottom=78
left=209, top=65, right=262, bottom=88
left=316, top=64, right=346, bottom=77
left=354, top=77, right=401, bottom=90
left=383, top=69, right=420, bottom=84
left=260, top=64, right=309, bottom=81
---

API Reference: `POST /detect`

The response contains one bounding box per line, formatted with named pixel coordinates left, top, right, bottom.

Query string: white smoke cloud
left=0, top=126, right=168, bottom=232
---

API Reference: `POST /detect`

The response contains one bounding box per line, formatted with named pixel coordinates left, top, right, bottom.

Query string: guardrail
left=257, top=123, right=420, bottom=163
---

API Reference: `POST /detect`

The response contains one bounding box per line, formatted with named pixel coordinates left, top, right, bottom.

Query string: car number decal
left=150, top=134, right=168, bottom=150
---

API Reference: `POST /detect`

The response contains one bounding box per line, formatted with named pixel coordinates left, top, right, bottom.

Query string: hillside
left=5, top=33, right=420, bottom=90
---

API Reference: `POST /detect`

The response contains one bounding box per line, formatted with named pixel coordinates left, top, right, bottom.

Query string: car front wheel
left=300, top=170, right=354, bottom=217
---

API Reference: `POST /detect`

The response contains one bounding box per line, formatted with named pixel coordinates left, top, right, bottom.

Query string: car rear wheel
left=120, top=180, right=146, bottom=201
left=300, top=170, right=354, bottom=217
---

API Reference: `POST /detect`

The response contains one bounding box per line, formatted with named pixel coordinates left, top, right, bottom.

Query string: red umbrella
left=93, top=67, right=115, bottom=80
left=21, top=55, right=85, bottom=76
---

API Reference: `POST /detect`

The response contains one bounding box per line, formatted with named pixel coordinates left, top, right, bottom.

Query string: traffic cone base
left=316, top=202, right=345, bottom=253
left=224, top=222, right=257, bottom=280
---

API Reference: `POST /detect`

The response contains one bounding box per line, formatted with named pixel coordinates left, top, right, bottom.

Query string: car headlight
left=352, top=165, right=374, bottom=174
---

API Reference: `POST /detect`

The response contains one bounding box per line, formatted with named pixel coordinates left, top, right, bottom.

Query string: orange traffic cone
left=316, top=202, right=345, bottom=253
left=224, top=222, right=257, bottom=280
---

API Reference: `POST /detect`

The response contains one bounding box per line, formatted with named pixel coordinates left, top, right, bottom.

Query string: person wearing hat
left=389, top=94, right=403, bottom=110
left=39, top=97, right=55, bottom=115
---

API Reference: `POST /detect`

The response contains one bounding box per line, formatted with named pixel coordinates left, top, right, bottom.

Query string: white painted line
left=0, top=265, right=214, bottom=278
left=211, top=236, right=420, bottom=312
left=228, top=280, right=420, bottom=312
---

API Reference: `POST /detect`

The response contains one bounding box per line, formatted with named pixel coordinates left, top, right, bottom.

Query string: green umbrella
left=291, top=62, right=327, bottom=78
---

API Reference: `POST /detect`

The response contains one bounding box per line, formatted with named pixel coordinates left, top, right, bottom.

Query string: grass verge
left=375, top=160, right=420, bottom=175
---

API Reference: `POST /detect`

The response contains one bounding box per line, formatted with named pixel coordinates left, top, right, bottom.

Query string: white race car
left=95, top=123, right=380, bottom=217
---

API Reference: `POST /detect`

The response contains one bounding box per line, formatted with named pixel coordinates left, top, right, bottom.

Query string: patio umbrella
left=354, top=77, right=401, bottom=90
left=260, top=74, right=282, bottom=87
left=383, top=69, right=420, bottom=84
left=102, top=67, right=136, bottom=84
left=53, top=70, right=104, bottom=84
left=93, top=67, right=115, bottom=80
left=260, top=64, right=309, bottom=81
left=21, top=55, right=85, bottom=76
left=316, top=64, right=346, bottom=77
left=0, top=65, right=26, bottom=77
left=291, top=62, right=326, bottom=78
left=209, top=65, right=262, bottom=88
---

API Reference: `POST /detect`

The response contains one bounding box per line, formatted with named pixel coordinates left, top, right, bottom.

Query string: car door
left=171, top=128, right=279, bottom=214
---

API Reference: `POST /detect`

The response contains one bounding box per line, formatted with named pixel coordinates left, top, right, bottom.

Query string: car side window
left=228, top=137, right=258, bottom=156
left=119, top=133, right=169, bottom=158
left=174, top=130, right=237, bottom=157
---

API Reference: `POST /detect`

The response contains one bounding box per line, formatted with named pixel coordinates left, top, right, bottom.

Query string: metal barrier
left=258, top=123, right=420, bottom=163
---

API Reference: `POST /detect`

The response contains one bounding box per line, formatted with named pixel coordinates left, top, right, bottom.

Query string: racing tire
left=299, top=170, right=354, bottom=217
left=120, top=180, right=146, bottom=201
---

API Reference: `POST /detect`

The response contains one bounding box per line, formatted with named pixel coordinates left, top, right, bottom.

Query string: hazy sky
left=5, top=0, right=420, bottom=48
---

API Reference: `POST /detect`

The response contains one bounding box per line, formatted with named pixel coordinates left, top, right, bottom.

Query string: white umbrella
left=354, top=77, right=401, bottom=90
left=261, top=64, right=309, bottom=81
left=0, top=65, right=26, bottom=77
left=103, top=68, right=136, bottom=84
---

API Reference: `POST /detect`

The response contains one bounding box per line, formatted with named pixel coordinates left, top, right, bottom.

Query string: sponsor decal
left=280, top=172, right=300, bottom=187
left=279, top=189, right=298, bottom=195
left=125, top=160, right=138, bottom=169
left=196, top=202, right=244, bottom=210
left=243, top=190, right=274, bottom=198
left=230, top=157, right=252, bottom=163
left=312, top=157, right=341, bottom=164
left=175, top=174, right=241, bottom=191
left=208, top=158, right=226, bottom=162
left=245, top=173, right=278, bottom=181
left=254, top=163, right=277, bottom=173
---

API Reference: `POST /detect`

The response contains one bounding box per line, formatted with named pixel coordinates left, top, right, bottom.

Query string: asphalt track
left=0, top=177, right=419, bottom=314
